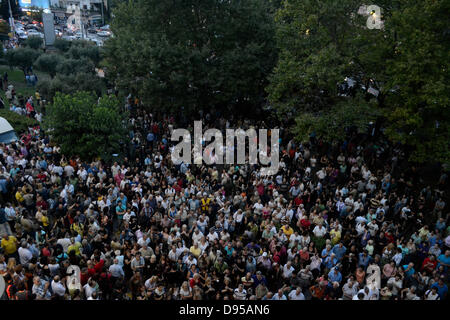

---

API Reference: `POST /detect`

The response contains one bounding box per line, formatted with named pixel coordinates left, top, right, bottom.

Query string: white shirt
left=313, top=225, right=326, bottom=238
left=51, top=280, right=66, bottom=296
left=288, top=290, right=305, bottom=300
left=18, top=247, right=33, bottom=265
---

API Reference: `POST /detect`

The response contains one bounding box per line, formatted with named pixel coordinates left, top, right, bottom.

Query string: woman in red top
left=421, top=255, right=437, bottom=274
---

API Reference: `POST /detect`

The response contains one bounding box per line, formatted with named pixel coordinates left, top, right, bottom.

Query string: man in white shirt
left=18, top=242, right=33, bottom=265
left=109, top=259, right=125, bottom=279
left=313, top=223, right=327, bottom=238
left=233, top=284, right=247, bottom=300
left=288, top=287, right=305, bottom=300
left=51, top=276, right=66, bottom=297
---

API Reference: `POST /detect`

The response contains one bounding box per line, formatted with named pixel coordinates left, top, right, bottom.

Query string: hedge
left=0, top=109, right=39, bottom=134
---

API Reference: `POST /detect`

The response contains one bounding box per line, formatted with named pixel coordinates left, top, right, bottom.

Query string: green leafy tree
left=37, top=72, right=105, bottom=101
left=66, top=43, right=102, bottom=66
left=382, top=0, right=450, bottom=164
left=104, top=0, right=277, bottom=112
left=0, top=0, right=21, bottom=21
left=5, top=47, right=41, bottom=73
left=268, top=0, right=449, bottom=164
left=56, top=57, right=95, bottom=76
left=34, top=53, right=64, bottom=78
left=25, top=36, right=43, bottom=50
left=44, top=91, right=128, bottom=161
left=54, top=38, right=72, bottom=52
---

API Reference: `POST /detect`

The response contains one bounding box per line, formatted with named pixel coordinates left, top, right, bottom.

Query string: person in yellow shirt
left=1, top=234, right=18, bottom=256
left=70, top=220, right=84, bottom=237
left=41, top=212, right=49, bottom=229
left=189, top=242, right=202, bottom=258
left=67, top=238, right=82, bottom=256
left=15, top=190, right=24, bottom=204
left=201, top=195, right=211, bottom=214
left=330, top=227, right=341, bottom=245
left=281, top=223, right=294, bottom=238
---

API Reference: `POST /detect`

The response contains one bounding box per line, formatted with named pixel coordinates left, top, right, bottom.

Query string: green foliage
left=0, top=20, right=9, bottom=35
left=25, top=36, right=44, bottom=50
left=56, top=57, right=95, bottom=75
left=268, top=0, right=449, bottom=164
left=36, top=72, right=105, bottom=101
left=0, top=109, right=39, bottom=134
left=34, top=53, right=64, bottom=78
left=67, top=45, right=101, bottom=66
left=5, top=47, right=41, bottom=72
left=382, top=0, right=450, bottom=165
left=105, top=0, right=277, bottom=112
left=0, top=0, right=21, bottom=21
left=44, top=91, right=128, bottom=161
left=54, top=38, right=72, bottom=52
left=293, top=94, right=381, bottom=143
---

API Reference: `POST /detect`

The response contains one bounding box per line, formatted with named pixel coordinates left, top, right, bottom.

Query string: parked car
left=97, top=30, right=111, bottom=37
left=27, top=30, right=44, bottom=38
left=16, top=30, right=28, bottom=40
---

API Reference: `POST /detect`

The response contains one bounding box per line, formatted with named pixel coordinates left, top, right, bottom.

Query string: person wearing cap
left=328, top=266, right=342, bottom=287
left=257, top=252, right=272, bottom=272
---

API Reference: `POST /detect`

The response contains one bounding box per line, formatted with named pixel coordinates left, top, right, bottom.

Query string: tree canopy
left=5, top=47, right=41, bottom=73
left=44, top=91, right=128, bottom=162
left=104, top=0, right=277, bottom=113
left=267, top=0, right=449, bottom=164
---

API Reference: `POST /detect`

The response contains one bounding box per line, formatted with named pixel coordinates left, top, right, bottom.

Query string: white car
left=16, top=30, right=28, bottom=40
left=27, top=30, right=44, bottom=38
left=62, top=35, right=76, bottom=41
left=96, top=30, right=111, bottom=37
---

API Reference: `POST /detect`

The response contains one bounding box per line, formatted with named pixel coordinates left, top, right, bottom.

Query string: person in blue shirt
left=0, top=177, right=8, bottom=194
left=435, top=218, right=446, bottom=232
left=321, top=245, right=332, bottom=259
left=146, top=132, right=155, bottom=144
left=437, top=250, right=450, bottom=272
left=39, top=158, right=47, bottom=170
left=327, top=267, right=342, bottom=286
left=332, top=243, right=347, bottom=261
left=116, top=193, right=128, bottom=207
left=9, top=164, right=20, bottom=178
left=252, top=270, right=268, bottom=288
left=323, top=253, right=338, bottom=270
left=358, top=250, right=371, bottom=269
left=431, top=278, right=448, bottom=300
left=403, top=262, right=415, bottom=278
left=144, top=155, right=152, bottom=166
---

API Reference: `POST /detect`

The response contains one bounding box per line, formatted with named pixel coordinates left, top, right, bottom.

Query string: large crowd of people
left=0, top=96, right=448, bottom=301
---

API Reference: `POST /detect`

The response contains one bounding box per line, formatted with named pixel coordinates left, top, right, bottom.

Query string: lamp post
left=7, top=0, right=14, bottom=35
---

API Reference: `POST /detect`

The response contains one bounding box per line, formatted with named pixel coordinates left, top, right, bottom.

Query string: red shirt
left=294, top=196, right=303, bottom=207
left=36, top=200, right=48, bottom=210
left=42, top=247, right=51, bottom=257
left=300, top=219, right=311, bottom=229
left=94, top=259, right=105, bottom=273
left=421, top=257, right=437, bottom=271
left=385, top=232, right=395, bottom=243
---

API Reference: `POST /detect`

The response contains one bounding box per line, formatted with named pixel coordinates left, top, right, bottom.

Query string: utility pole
left=7, top=0, right=14, bottom=35
left=80, top=3, right=85, bottom=39
left=101, top=0, right=104, bottom=26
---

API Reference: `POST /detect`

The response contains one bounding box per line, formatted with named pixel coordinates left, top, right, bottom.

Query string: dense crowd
left=0, top=96, right=449, bottom=301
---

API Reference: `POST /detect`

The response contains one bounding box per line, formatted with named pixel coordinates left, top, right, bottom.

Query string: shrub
left=0, top=109, right=39, bottom=134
